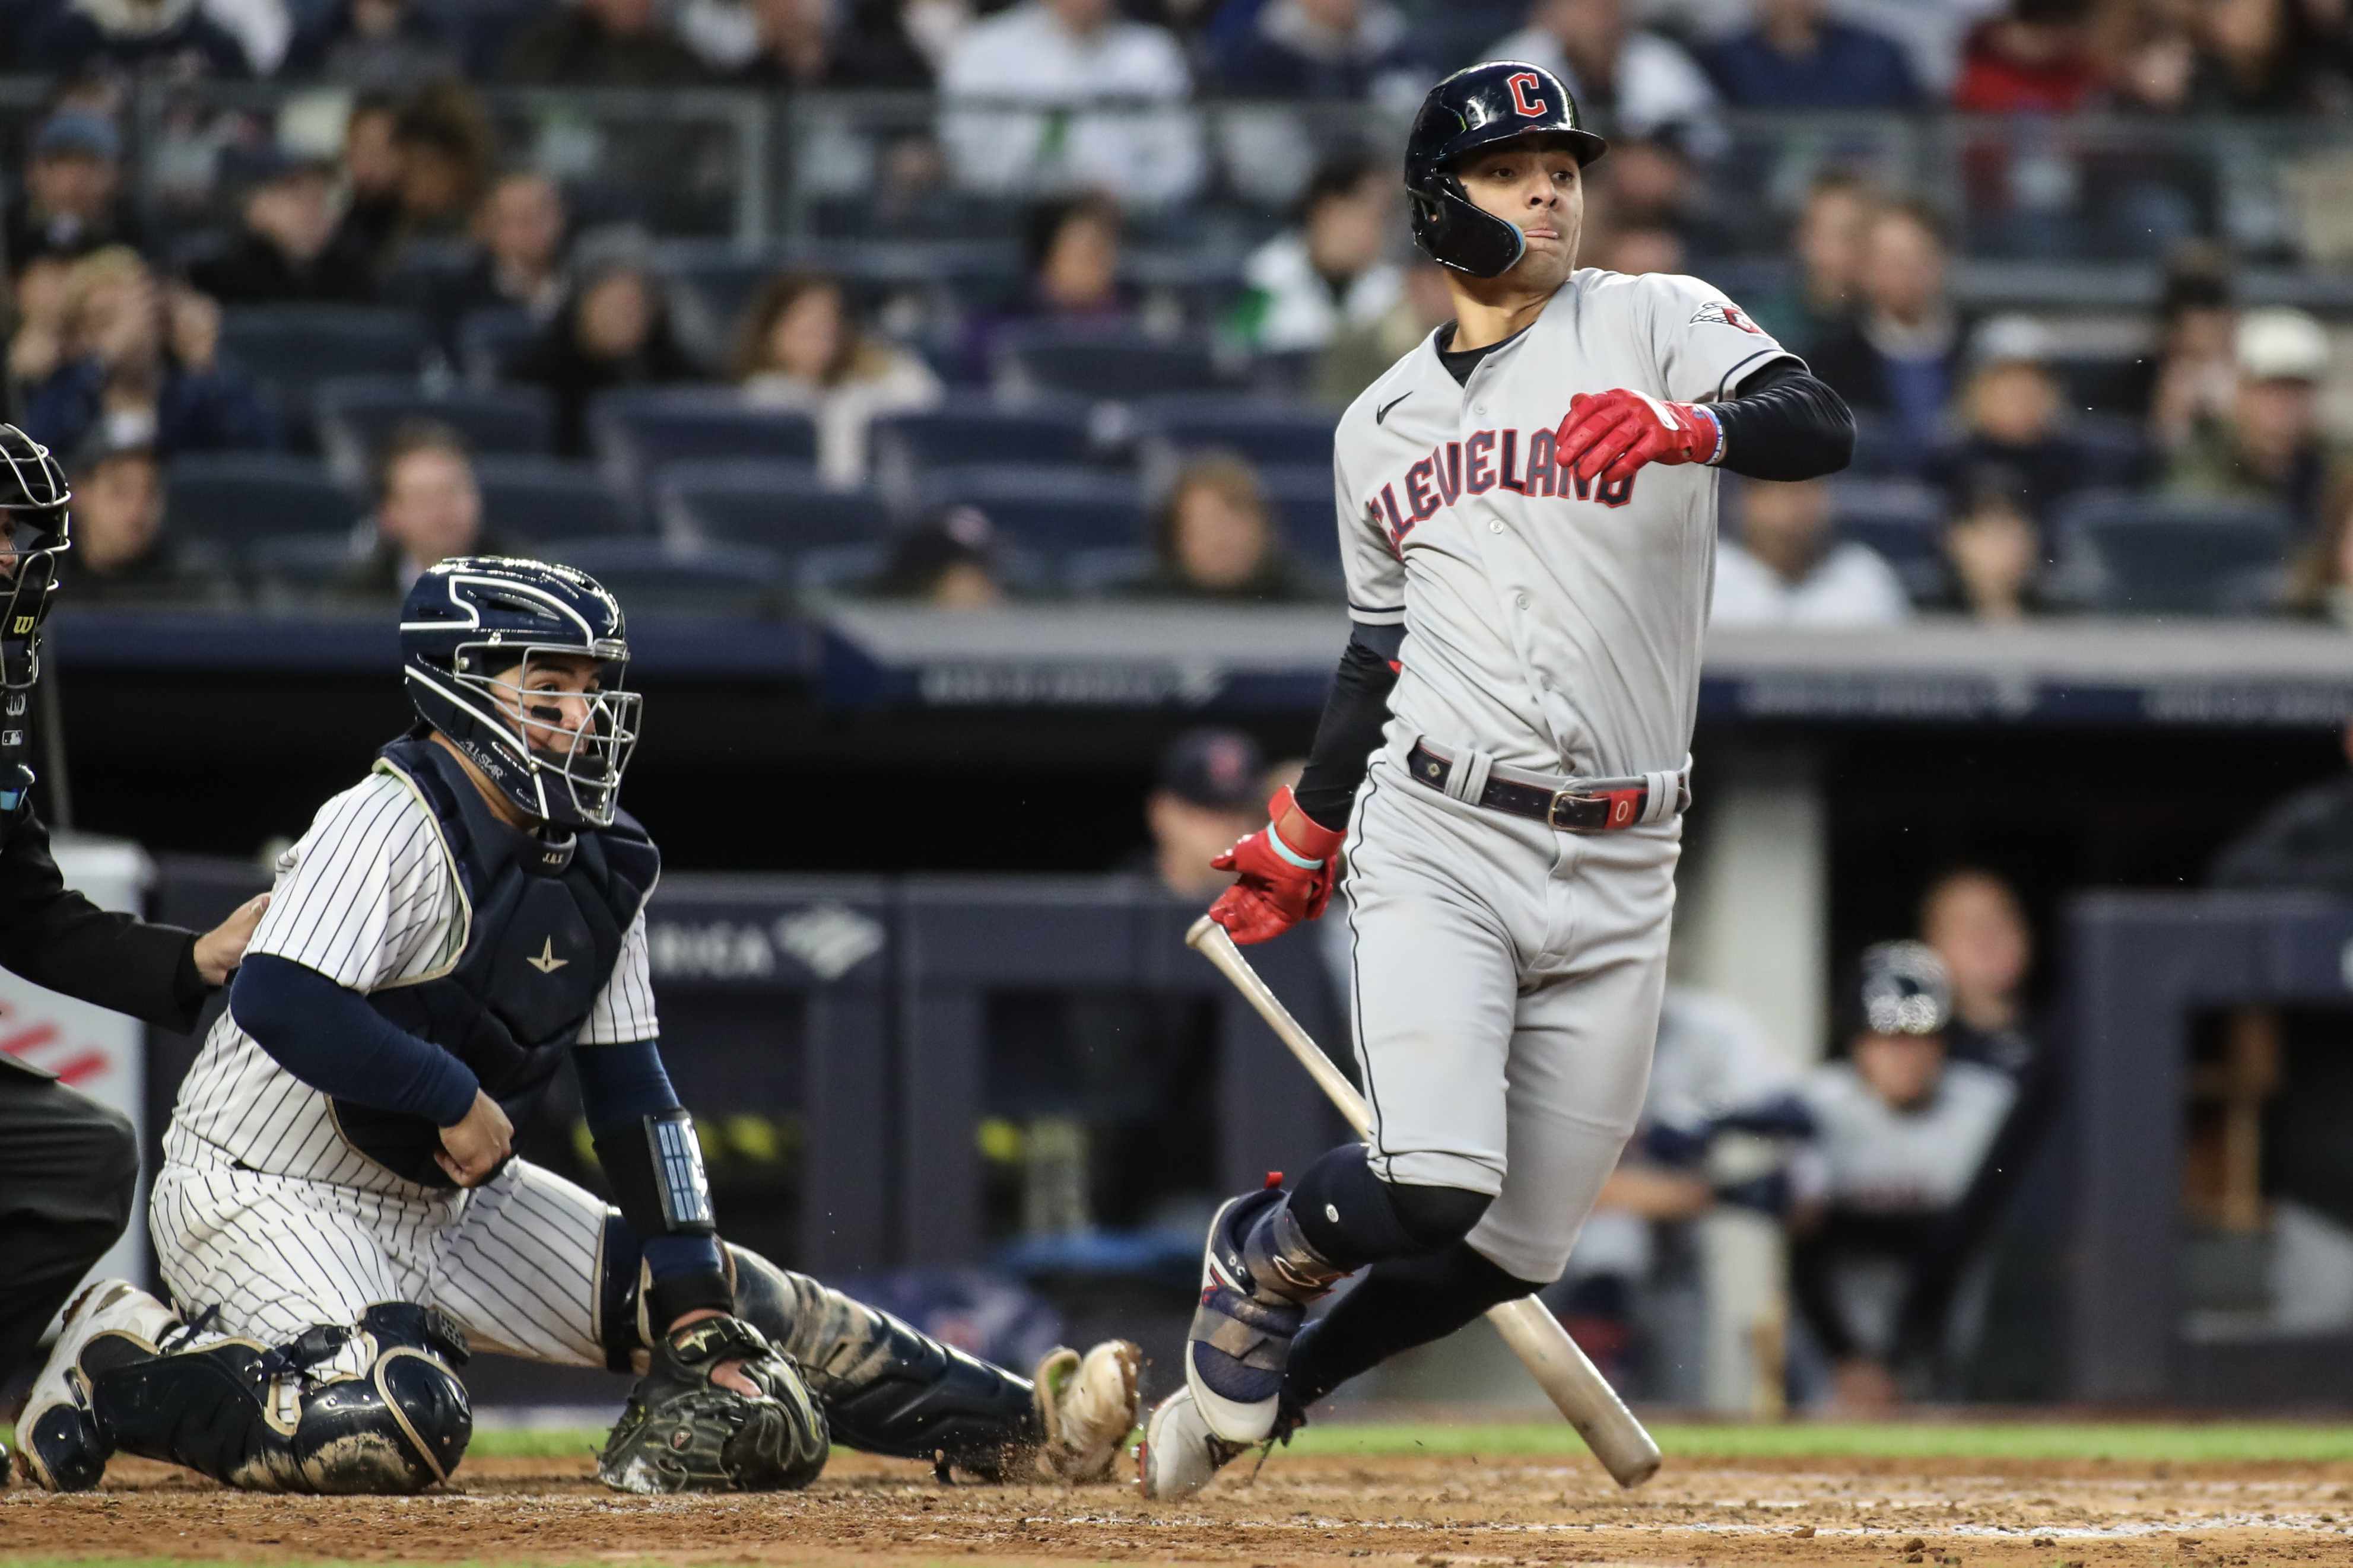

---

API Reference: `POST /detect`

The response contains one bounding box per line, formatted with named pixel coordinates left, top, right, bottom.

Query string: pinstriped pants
left=150, top=1138, right=609, bottom=1378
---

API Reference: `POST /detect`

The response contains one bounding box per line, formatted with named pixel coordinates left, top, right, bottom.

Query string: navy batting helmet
left=399, top=556, right=642, bottom=829
left=0, top=424, right=72, bottom=694
left=1406, top=61, right=1607, bottom=279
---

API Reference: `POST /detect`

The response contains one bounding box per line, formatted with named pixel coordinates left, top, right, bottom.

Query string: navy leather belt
left=1405, top=742, right=1690, bottom=832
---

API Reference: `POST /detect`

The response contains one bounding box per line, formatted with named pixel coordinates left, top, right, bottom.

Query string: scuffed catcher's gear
left=1207, top=787, right=1346, bottom=944
left=1552, top=389, right=1722, bottom=488
left=598, top=1313, right=828, bottom=1494
left=1032, top=1339, right=1144, bottom=1482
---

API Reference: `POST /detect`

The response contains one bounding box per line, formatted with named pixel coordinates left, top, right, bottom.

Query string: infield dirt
left=7, top=1449, right=2353, bottom=1565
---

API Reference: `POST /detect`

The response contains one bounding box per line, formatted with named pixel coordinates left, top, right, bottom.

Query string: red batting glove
left=1206, top=785, right=1347, bottom=945
left=1552, top=389, right=1722, bottom=488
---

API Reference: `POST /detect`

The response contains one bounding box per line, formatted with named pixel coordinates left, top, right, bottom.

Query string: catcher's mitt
left=598, top=1315, right=829, bottom=1494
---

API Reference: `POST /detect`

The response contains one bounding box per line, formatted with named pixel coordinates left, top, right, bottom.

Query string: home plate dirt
left=7, top=1450, right=2353, bottom=1564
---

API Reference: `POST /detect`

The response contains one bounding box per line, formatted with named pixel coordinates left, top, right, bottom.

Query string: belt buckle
left=1547, top=781, right=1642, bottom=832
left=1546, top=785, right=1594, bottom=832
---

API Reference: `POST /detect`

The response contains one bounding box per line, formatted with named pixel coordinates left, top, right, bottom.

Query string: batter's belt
left=1404, top=739, right=1691, bottom=832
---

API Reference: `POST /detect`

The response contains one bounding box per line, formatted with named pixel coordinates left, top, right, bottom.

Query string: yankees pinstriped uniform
left=155, top=763, right=654, bottom=1375
left=1332, top=269, right=1787, bottom=1284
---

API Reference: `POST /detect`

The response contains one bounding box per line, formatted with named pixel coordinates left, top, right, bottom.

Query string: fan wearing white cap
left=2165, top=306, right=2346, bottom=537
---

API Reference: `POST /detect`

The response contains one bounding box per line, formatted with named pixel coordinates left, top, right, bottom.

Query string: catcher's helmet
left=1849, top=940, right=1953, bottom=1039
left=0, top=424, right=72, bottom=693
left=1406, top=61, right=1608, bottom=279
left=400, top=556, right=642, bottom=829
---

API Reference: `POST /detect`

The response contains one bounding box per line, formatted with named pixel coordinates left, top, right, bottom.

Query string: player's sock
left=1285, top=1144, right=1494, bottom=1270
left=1281, top=1241, right=1545, bottom=1410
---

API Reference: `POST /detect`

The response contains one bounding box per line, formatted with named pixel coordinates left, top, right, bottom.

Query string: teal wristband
left=1264, top=823, right=1325, bottom=870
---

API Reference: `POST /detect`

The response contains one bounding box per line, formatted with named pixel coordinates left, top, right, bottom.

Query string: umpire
left=0, top=425, right=263, bottom=1470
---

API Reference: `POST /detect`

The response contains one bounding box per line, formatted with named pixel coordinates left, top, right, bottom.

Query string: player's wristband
left=1692, top=404, right=1725, bottom=466
left=1265, top=787, right=1344, bottom=867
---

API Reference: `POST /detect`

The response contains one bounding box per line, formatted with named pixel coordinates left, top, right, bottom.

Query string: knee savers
left=92, top=1303, right=472, bottom=1494
left=1288, top=1144, right=1493, bottom=1271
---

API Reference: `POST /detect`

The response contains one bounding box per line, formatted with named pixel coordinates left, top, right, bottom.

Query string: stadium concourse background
left=18, top=0, right=2353, bottom=1433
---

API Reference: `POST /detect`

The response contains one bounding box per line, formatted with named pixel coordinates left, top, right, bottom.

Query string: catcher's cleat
left=1136, top=1386, right=1247, bottom=1500
left=1185, top=1184, right=1344, bottom=1445
left=1032, top=1339, right=1142, bottom=1483
left=17, top=1280, right=181, bottom=1493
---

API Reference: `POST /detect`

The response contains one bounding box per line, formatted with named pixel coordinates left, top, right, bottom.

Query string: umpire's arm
left=0, top=809, right=211, bottom=1033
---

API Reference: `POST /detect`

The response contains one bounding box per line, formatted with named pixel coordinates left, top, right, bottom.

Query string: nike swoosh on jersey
left=1376, top=394, right=1410, bottom=425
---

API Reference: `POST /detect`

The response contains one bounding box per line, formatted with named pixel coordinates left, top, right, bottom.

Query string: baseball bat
left=1186, top=914, right=1664, bottom=1489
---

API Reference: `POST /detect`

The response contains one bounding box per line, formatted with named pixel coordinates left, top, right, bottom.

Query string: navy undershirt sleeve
left=1294, top=621, right=1405, bottom=833
left=231, top=953, right=478, bottom=1128
left=573, top=1038, right=724, bottom=1284
left=1714, top=356, right=1855, bottom=481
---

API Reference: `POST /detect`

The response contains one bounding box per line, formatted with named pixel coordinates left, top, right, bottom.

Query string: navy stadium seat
left=1845, top=412, right=1916, bottom=478
left=219, top=307, right=430, bottom=436
left=539, top=537, right=786, bottom=616
left=167, top=454, right=362, bottom=555
left=2049, top=492, right=2291, bottom=614
left=315, top=378, right=555, bottom=485
left=993, top=323, right=1224, bottom=402
left=868, top=395, right=1097, bottom=502
left=474, top=456, right=636, bottom=542
left=1252, top=462, right=1342, bottom=565
left=655, top=460, right=890, bottom=561
left=920, top=465, right=1145, bottom=553
left=246, top=532, right=370, bottom=598
left=459, top=307, right=539, bottom=386
left=1827, top=476, right=1949, bottom=603
left=588, top=389, right=820, bottom=494
left=1135, top=395, right=1337, bottom=472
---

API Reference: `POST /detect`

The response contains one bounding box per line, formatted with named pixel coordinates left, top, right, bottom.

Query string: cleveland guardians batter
left=1141, top=62, right=1855, bottom=1496
left=18, top=557, right=1140, bottom=1497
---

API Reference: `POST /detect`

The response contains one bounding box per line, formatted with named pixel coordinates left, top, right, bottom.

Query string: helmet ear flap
left=1411, top=174, right=1529, bottom=281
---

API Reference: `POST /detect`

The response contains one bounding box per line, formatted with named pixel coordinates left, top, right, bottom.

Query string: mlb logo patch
left=1690, top=301, right=1764, bottom=335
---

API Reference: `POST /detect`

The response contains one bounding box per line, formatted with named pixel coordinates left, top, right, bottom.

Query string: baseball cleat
left=16, top=1280, right=181, bottom=1493
left=1136, top=1386, right=1247, bottom=1500
left=1185, top=1184, right=1342, bottom=1446
left=1033, top=1339, right=1143, bottom=1482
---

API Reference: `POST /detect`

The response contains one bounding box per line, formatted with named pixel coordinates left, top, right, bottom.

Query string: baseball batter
left=18, top=557, right=1139, bottom=1497
left=1142, top=62, right=1856, bottom=1496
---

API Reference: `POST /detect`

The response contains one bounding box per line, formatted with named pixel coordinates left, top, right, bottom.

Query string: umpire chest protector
left=332, top=737, right=661, bottom=1188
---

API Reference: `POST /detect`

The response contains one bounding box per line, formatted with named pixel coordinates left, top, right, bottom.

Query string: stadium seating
left=2048, top=492, right=2292, bottom=614
left=458, top=307, right=541, bottom=386
left=993, top=323, right=1225, bottom=402
left=220, top=307, right=430, bottom=438
left=167, top=454, right=363, bottom=556
left=919, top=465, right=1147, bottom=554
left=1133, top=395, right=1338, bottom=474
left=246, top=533, right=369, bottom=601
left=868, top=395, right=1098, bottom=501
left=474, top=456, right=638, bottom=542
left=588, top=389, right=821, bottom=497
left=1827, top=477, right=1950, bottom=604
left=655, top=460, right=891, bottom=565
left=1253, top=462, right=1344, bottom=566
left=539, top=537, right=788, bottom=616
left=315, top=378, right=556, bottom=485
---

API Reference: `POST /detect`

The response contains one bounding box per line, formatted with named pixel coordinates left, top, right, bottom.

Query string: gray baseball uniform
left=1330, top=267, right=1790, bottom=1284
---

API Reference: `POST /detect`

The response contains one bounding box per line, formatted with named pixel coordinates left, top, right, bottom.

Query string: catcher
left=17, top=557, right=1140, bottom=1496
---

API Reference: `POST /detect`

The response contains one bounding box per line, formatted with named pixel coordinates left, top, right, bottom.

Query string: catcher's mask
left=0, top=424, right=72, bottom=693
left=399, top=556, right=642, bottom=829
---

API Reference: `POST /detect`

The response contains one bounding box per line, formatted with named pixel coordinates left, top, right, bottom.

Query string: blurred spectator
left=186, top=147, right=376, bottom=306
left=503, top=0, right=713, bottom=84
left=335, top=419, right=522, bottom=600
left=1228, top=154, right=1401, bottom=358
left=20, top=247, right=278, bottom=459
left=1701, top=0, right=1919, bottom=108
left=965, top=195, right=1133, bottom=375
left=284, top=0, right=462, bottom=87
left=504, top=230, right=703, bottom=457
left=1199, top=0, right=1430, bottom=103
left=732, top=270, right=942, bottom=486
left=411, top=169, right=571, bottom=348
left=1593, top=133, right=1738, bottom=263
left=1919, top=869, right=2037, bottom=1076
left=1749, top=171, right=1872, bottom=352
left=1592, top=223, right=1683, bottom=278
left=331, top=93, right=405, bottom=279
left=387, top=82, right=497, bottom=251
left=1142, top=726, right=1266, bottom=899
left=1808, top=200, right=1963, bottom=456
left=1485, top=0, right=1720, bottom=145
left=2187, top=0, right=2348, bottom=113
left=1941, top=491, right=2038, bottom=621
left=1925, top=315, right=2110, bottom=550
left=2092, top=0, right=2196, bottom=112
left=8, top=255, right=75, bottom=397
left=1711, top=476, right=1911, bottom=627
left=939, top=0, right=1204, bottom=207
left=2142, top=249, right=2237, bottom=451
left=5, top=110, right=144, bottom=268
left=51, top=432, right=228, bottom=605
left=2166, top=307, right=2352, bottom=542
left=1951, top=0, right=2098, bottom=113
left=2211, top=719, right=2353, bottom=891
left=1313, top=259, right=1452, bottom=405
left=722, top=0, right=934, bottom=84
left=1791, top=942, right=2015, bottom=1411
left=20, top=0, right=253, bottom=77
left=2286, top=496, right=2353, bottom=625
left=869, top=505, right=1007, bottom=608
left=1137, top=453, right=1307, bottom=602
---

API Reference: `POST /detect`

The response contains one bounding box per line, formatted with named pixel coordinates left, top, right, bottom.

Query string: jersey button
left=1488, top=520, right=1503, bottom=533
left=1514, top=593, right=1530, bottom=610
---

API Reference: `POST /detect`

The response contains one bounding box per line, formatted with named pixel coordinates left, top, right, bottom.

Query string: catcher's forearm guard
left=595, top=1108, right=732, bottom=1325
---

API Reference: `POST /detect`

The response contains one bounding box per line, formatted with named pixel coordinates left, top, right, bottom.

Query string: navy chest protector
left=332, top=737, right=660, bottom=1188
